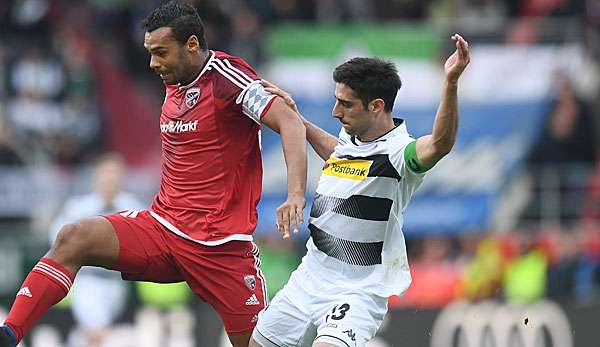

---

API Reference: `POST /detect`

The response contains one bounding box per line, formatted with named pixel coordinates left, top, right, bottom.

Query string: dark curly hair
left=333, top=58, right=402, bottom=112
left=142, top=0, right=207, bottom=51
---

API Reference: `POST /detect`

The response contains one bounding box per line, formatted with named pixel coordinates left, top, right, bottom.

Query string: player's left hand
left=261, top=79, right=300, bottom=115
left=444, top=34, right=470, bottom=84
left=276, top=194, right=305, bottom=239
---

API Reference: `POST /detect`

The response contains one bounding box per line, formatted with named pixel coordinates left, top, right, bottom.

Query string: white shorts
left=252, top=264, right=388, bottom=347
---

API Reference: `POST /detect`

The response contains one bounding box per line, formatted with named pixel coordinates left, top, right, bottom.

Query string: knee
left=52, top=222, right=91, bottom=258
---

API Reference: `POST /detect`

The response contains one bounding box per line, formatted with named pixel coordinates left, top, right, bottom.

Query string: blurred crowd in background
left=1, top=0, right=600, bottom=331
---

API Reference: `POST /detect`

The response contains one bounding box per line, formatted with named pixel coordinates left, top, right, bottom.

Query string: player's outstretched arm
left=261, top=79, right=338, bottom=161
left=261, top=98, right=307, bottom=239
left=416, top=34, right=470, bottom=168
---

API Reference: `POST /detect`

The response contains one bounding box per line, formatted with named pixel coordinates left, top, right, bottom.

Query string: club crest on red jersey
left=185, top=87, right=201, bottom=108
left=244, top=274, right=256, bottom=291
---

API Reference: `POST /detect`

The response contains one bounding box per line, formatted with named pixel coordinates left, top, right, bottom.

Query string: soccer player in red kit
left=0, top=2, right=307, bottom=347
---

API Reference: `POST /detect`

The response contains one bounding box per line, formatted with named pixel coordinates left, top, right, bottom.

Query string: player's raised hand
left=261, top=79, right=300, bottom=114
left=276, top=194, right=305, bottom=239
left=444, top=34, right=470, bottom=84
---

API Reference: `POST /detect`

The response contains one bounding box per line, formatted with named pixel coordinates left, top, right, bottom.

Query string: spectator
left=460, top=236, right=504, bottom=301
left=229, top=4, right=266, bottom=68
left=54, top=28, right=102, bottom=165
left=9, top=46, right=65, bottom=101
left=7, top=46, right=67, bottom=163
left=0, top=116, right=26, bottom=167
left=0, top=114, right=31, bottom=226
left=49, top=153, right=144, bottom=347
left=372, top=0, right=428, bottom=20
left=264, top=0, right=316, bottom=22
left=187, top=0, right=233, bottom=52
left=390, top=235, right=462, bottom=309
left=522, top=71, right=597, bottom=225
left=315, top=0, right=374, bottom=23
left=538, top=229, right=578, bottom=301
left=573, top=227, right=600, bottom=304
left=503, top=232, right=547, bottom=304
left=529, top=72, right=596, bottom=165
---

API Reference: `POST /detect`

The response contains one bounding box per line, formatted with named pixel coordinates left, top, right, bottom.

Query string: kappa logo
left=244, top=274, right=257, bottom=291
left=342, top=329, right=356, bottom=342
left=322, top=157, right=373, bottom=181
left=17, top=287, right=32, bottom=298
left=245, top=294, right=260, bottom=306
left=185, top=87, right=201, bottom=108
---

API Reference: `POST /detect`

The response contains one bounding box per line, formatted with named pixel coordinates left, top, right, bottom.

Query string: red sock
left=3, top=258, right=74, bottom=344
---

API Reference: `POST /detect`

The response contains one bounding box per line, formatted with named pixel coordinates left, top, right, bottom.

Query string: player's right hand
left=276, top=194, right=305, bottom=239
left=261, top=79, right=300, bottom=114
left=444, top=34, right=470, bottom=84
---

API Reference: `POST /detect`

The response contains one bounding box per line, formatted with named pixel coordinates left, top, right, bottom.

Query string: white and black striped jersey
left=302, top=118, right=425, bottom=297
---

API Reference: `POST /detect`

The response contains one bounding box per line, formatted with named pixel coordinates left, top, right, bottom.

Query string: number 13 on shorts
left=326, top=303, right=351, bottom=322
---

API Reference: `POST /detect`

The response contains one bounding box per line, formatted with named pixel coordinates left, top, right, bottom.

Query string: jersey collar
left=178, top=50, right=215, bottom=91
left=351, top=118, right=406, bottom=145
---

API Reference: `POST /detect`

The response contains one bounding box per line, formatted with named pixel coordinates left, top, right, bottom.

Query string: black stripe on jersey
left=309, top=224, right=383, bottom=266
left=337, top=154, right=401, bottom=181
left=310, top=193, right=393, bottom=221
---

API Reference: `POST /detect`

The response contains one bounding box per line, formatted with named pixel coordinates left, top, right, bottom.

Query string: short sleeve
left=210, top=56, right=276, bottom=124
left=387, top=136, right=426, bottom=204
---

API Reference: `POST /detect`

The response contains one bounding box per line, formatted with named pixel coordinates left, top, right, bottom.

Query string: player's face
left=332, top=83, right=373, bottom=137
left=94, top=159, right=123, bottom=203
left=144, top=27, right=193, bottom=85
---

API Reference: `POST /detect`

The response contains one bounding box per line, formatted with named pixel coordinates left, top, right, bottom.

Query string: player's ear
left=369, top=99, right=385, bottom=112
left=187, top=35, right=199, bottom=52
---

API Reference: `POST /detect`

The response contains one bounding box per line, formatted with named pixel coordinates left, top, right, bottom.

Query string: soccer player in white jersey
left=249, top=34, right=470, bottom=347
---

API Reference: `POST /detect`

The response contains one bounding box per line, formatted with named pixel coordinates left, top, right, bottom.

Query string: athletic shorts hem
left=314, top=334, right=352, bottom=347
left=252, top=328, right=283, bottom=347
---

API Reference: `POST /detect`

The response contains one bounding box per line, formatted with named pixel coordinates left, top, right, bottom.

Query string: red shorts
left=104, top=210, right=267, bottom=334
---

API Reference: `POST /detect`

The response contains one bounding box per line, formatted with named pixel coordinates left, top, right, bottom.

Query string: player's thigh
left=175, top=241, right=268, bottom=334
left=49, top=216, right=120, bottom=268
left=104, top=211, right=183, bottom=282
left=313, top=294, right=388, bottom=347
left=252, top=278, right=314, bottom=347
left=228, top=331, right=252, bottom=347
left=249, top=337, right=262, bottom=347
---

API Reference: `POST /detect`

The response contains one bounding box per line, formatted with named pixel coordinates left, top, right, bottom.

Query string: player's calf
left=1, top=217, right=120, bottom=345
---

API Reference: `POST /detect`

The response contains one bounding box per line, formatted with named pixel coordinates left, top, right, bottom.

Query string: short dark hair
left=94, top=152, right=125, bottom=168
left=333, top=58, right=401, bottom=112
left=142, top=0, right=207, bottom=50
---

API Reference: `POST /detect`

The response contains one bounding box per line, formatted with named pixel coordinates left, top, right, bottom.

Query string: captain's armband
left=403, top=140, right=432, bottom=174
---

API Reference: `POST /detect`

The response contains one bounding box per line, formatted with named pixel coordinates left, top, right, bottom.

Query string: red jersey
left=149, top=51, right=276, bottom=245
